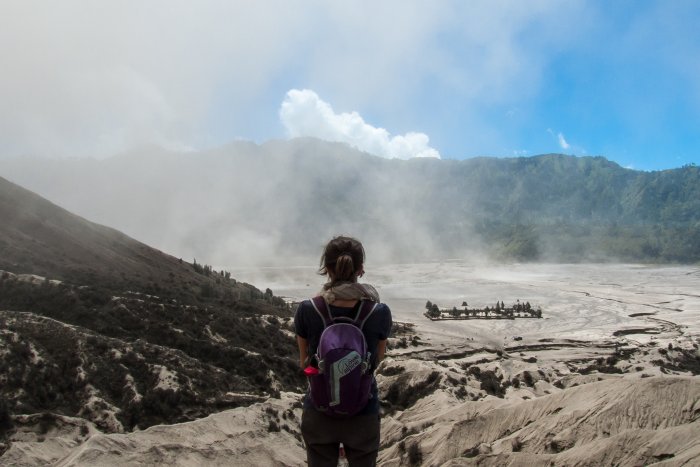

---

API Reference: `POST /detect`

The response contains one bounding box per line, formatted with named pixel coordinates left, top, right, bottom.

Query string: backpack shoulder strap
left=354, top=300, right=378, bottom=330
left=310, top=296, right=332, bottom=327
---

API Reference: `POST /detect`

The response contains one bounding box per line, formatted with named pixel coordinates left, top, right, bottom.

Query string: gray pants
left=301, top=409, right=381, bottom=467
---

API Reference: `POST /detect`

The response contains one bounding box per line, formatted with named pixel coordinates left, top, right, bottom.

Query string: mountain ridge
left=1, top=138, right=699, bottom=265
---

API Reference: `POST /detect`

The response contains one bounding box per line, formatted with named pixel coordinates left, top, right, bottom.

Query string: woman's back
left=294, top=236, right=392, bottom=466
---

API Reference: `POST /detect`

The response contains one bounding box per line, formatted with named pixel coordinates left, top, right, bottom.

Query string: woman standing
left=294, top=236, right=392, bottom=467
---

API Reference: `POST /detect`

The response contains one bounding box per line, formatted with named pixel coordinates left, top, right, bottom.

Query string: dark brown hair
left=319, top=236, right=365, bottom=285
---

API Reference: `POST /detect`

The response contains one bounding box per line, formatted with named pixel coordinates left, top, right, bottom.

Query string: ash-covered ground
left=232, top=262, right=700, bottom=346
left=4, top=263, right=699, bottom=466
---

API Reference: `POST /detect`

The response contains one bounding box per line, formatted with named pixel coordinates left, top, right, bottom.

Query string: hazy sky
left=1, top=0, right=698, bottom=170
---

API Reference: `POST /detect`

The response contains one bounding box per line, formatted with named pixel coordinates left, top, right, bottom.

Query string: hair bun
left=318, top=236, right=366, bottom=284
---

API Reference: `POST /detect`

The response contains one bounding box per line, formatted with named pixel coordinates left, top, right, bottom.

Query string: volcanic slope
left=0, top=176, right=301, bottom=453
left=1, top=173, right=236, bottom=293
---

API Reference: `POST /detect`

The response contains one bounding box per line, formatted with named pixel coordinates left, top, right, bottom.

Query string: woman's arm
left=297, top=335, right=309, bottom=369
left=376, top=339, right=387, bottom=362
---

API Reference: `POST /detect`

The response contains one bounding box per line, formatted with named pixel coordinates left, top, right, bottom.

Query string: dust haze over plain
left=0, top=139, right=490, bottom=268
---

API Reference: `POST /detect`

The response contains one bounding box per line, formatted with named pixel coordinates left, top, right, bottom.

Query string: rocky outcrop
left=2, top=394, right=305, bottom=467
left=380, top=375, right=700, bottom=466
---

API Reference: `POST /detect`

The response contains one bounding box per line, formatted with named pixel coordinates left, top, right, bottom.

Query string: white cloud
left=557, top=132, right=571, bottom=150
left=279, top=89, right=440, bottom=159
left=547, top=128, right=585, bottom=154
left=0, top=1, right=589, bottom=159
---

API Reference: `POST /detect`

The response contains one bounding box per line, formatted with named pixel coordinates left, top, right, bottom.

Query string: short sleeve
left=377, top=303, right=392, bottom=340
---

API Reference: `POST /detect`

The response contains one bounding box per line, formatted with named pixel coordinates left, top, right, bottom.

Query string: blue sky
left=1, top=1, right=698, bottom=171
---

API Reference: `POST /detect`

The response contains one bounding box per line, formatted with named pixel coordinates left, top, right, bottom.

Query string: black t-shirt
left=294, top=299, right=392, bottom=414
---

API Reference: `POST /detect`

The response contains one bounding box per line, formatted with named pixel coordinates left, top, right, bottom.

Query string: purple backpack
left=308, top=296, right=378, bottom=417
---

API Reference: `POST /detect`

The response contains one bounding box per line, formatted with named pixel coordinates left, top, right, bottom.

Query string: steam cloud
left=548, top=128, right=575, bottom=153
left=558, top=132, right=570, bottom=150
left=280, top=89, right=441, bottom=160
